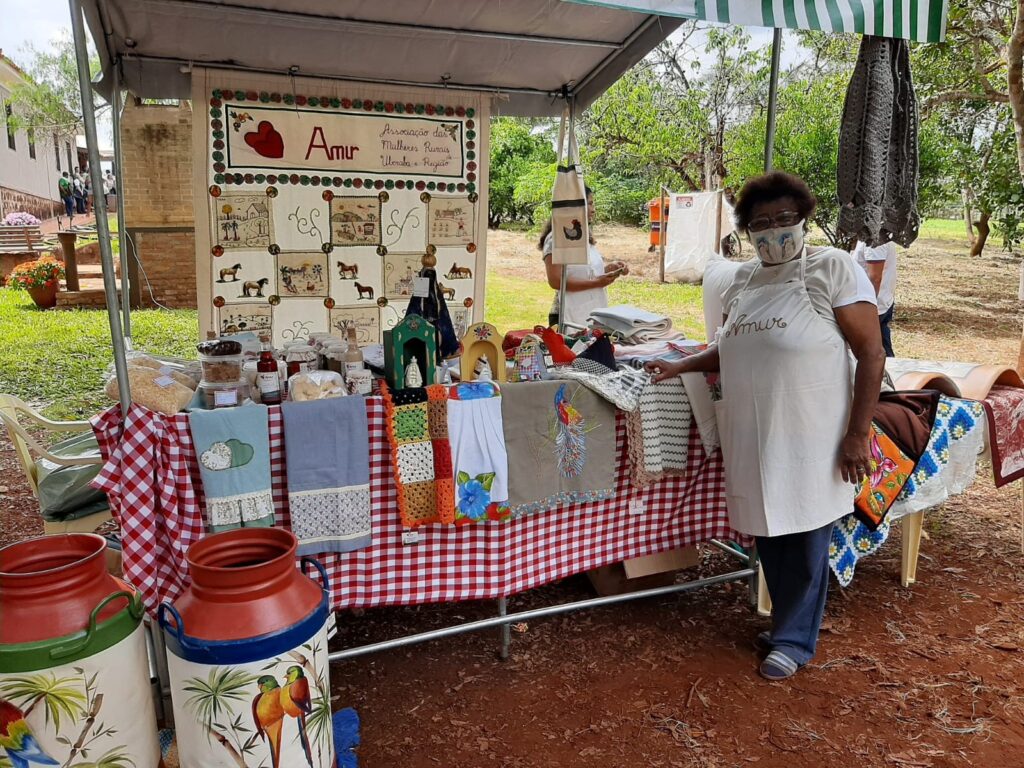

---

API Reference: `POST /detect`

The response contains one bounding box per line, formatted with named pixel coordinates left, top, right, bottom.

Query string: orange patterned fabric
left=853, top=423, right=915, bottom=530
left=382, top=381, right=456, bottom=528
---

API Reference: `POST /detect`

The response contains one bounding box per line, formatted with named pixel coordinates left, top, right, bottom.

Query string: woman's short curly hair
left=733, top=171, right=816, bottom=230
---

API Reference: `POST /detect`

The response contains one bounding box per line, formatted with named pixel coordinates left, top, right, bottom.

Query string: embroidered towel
left=188, top=403, right=275, bottom=532
left=501, top=380, right=616, bottom=516
left=638, top=377, right=692, bottom=474
left=281, top=397, right=372, bottom=555
left=447, top=382, right=510, bottom=524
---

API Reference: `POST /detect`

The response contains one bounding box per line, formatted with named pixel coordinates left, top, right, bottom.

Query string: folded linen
left=282, top=397, right=372, bottom=554
left=188, top=403, right=275, bottom=532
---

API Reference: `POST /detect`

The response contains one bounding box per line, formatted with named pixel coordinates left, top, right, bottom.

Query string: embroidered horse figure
left=218, top=263, right=243, bottom=282
left=241, top=277, right=269, bottom=298
left=354, top=282, right=375, bottom=300
left=336, top=261, right=359, bottom=280
left=438, top=283, right=456, bottom=301
left=447, top=263, right=472, bottom=279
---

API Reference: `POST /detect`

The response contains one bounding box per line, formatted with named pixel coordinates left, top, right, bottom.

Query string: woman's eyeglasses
left=747, top=211, right=802, bottom=232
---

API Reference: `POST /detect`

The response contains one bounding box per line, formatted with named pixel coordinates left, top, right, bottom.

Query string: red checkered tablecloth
left=95, top=398, right=748, bottom=610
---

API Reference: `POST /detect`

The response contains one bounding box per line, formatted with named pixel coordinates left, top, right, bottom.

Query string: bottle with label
left=344, top=327, right=365, bottom=378
left=257, top=341, right=282, bottom=405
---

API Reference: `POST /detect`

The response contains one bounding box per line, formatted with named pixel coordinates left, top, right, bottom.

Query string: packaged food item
left=196, top=339, right=243, bottom=357
left=198, top=352, right=244, bottom=383
left=288, top=371, right=347, bottom=401
left=198, top=379, right=249, bottom=409
left=121, top=353, right=201, bottom=388
left=321, top=340, right=347, bottom=375
left=105, top=365, right=195, bottom=414
left=346, top=368, right=373, bottom=396
left=256, top=342, right=283, bottom=405
left=285, top=343, right=319, bottom=378
left=343, top=327, right=365, bottom=377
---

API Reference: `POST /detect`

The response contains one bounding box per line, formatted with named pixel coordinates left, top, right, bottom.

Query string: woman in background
left=538, top=186, right=628, bottom=329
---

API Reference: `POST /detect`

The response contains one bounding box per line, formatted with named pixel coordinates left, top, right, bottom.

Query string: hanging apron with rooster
left=550, top=108, right=589, bottom=266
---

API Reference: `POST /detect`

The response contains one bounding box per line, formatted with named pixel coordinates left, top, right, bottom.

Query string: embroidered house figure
left=384, top=314, right=437, bottom=389
left=459, top=322, right=506, bottom=383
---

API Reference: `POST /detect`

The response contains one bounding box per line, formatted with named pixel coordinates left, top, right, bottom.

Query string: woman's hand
left=607, top=260, right=630, bottom=276
left=644, top=358, right=685, bottom=383
left=839, top=431, right=872, bottom=486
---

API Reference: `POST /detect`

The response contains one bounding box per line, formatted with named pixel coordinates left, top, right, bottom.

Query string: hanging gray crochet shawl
left=837, top=35, right=920, bottom=247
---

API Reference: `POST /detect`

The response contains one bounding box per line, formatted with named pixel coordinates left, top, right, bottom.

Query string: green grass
left=918, top=218, right=967, bottom=243
left=0, top=288, right=197, bottom=419
left=2, top=269, right=705, bottom=418
left=484, top=272, right=705, bottom=338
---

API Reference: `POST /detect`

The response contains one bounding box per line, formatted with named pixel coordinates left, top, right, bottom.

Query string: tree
left=4, top=29, right=104, bottom=136
left=487, top=118, right=556, bottom=227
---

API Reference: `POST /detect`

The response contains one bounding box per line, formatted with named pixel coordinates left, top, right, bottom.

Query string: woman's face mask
left=748, top=221, right=805, bottom=265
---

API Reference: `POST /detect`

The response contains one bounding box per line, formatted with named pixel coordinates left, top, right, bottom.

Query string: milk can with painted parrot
left=159, top=527, right=334, bottom=768
left=0, top=533, right=160, bottom=768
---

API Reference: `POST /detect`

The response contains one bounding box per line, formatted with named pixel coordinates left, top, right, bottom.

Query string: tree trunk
left=1009, top=0, right=1024, bottom=180
left=970, top=211, right=991, bottom=257
left=963, top=188, right=976, bottom=244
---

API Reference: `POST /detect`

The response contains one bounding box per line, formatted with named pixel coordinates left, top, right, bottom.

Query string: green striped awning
left=562, top=0, right=948, bottom=43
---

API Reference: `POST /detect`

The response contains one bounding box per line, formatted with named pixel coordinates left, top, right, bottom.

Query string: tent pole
left=557, top=99, right=576, bottom=334
left=111, top=59, right=131, bottom=341
left=69, top=0, right=131, bottom=412
left=659, top=186, right=667, bottom=283
left=763, top=28, right=782, bottom=172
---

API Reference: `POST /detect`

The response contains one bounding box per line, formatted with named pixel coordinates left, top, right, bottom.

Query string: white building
left=0, top=50, right=78, bottom=220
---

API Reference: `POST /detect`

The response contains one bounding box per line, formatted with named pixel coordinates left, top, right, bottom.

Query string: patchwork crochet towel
left=448, top=382, right=510, bottom=524
left=282, top=397, right=372, bottom=555
left=383, top=384, right=455, bottom=527
left=550, top=366, right=650, bottom=411
left=502, top=380, right=616, bottom=516
left=188, top=403, right=275, bottom=532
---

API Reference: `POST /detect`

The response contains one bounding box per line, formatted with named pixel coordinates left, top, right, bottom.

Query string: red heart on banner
left=244, top=120, right=284, bottom=159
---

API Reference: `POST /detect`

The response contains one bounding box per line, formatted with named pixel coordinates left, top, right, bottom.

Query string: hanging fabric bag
left=550, top=108, right=589, bottom=265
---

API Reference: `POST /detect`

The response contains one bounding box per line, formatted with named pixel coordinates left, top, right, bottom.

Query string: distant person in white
left=852, top=240, right=897, bottom=357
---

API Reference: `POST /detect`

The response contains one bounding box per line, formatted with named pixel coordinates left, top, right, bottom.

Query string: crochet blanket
left=383, top=384, right=455, bottom=528
left=830, top=396, right=985, bottom=586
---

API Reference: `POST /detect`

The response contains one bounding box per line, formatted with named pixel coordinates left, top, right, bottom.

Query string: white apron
left=716, top=250, right=855, bottom=537
left=553, top=242, right=608, bottom=330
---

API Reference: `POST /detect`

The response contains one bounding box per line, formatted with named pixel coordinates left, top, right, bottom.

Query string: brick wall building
left=120, top=99, right=198, bottom=308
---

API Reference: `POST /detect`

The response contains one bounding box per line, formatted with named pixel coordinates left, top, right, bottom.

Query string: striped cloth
left=562, top=0, right=948, bottom=43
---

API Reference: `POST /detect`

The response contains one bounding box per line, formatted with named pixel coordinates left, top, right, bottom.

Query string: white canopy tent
left=71, top=0, right=687, bottom=407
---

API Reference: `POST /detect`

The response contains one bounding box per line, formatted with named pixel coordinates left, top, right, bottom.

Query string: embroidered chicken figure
left=554, top=384, right=585, bottom=478
left=562, top=219, right=583, bottom=241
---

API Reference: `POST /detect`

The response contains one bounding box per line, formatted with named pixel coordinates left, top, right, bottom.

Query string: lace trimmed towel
left=188, top=403, right=275, bottom=532
left=502, top=380, right=616, bottom=516
left=282, top=397, right=372, bottom=555
left=448, top=382, right=511, bottom=524
left=638, top=377, right=692, bottom=474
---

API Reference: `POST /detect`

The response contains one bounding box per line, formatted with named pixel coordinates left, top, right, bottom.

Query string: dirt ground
left=3, top=227, right=1024, bottom=767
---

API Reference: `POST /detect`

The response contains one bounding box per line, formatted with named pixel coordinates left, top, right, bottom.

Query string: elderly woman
left=647, top=172, right=884, bottom=680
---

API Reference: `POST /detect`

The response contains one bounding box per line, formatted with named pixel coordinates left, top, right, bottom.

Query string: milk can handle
left=157, top=602, right=190, bottom=649
left=50, top=590, right=140, bottom=661
left=300, top=556, right=330, bottom=595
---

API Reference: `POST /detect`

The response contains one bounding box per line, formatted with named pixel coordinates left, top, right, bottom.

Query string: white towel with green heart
left=189, top=403, right=275, bottom=532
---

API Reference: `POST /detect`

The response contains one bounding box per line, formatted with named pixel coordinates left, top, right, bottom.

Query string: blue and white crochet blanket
left=829, top=396, right=986, bottom=587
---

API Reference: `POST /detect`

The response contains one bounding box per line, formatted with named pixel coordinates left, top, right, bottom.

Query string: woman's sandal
left=760, top=650, right=801, bottom=680
left=754, top=631, right=772, bottom=654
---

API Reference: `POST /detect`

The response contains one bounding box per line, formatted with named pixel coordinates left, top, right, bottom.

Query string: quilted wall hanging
left=192, top=68, right=490, bottom=347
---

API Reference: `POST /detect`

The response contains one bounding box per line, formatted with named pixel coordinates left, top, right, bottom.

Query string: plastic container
left=198, top=378, right=249, bottom=409
left=160, top=528, right=334, bottom=768
left=285, top=343, right=319, bottom=378
left=0, top=534, right=160, bottom=767
left=199, top=352, right=244, bottom=382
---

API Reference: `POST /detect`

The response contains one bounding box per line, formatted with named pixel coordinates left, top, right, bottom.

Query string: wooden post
left=658, top=186, right=667, bottom=284
left=57, top=230, right=79, bottom=291
left=714, top=189, right=723, bottom=255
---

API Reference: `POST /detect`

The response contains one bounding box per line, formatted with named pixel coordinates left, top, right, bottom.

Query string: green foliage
left=5, top=30, right=103, bottom=135
left=488, top=118, right=556, bottom=227
left=725, top=74, right=847, bottom=244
